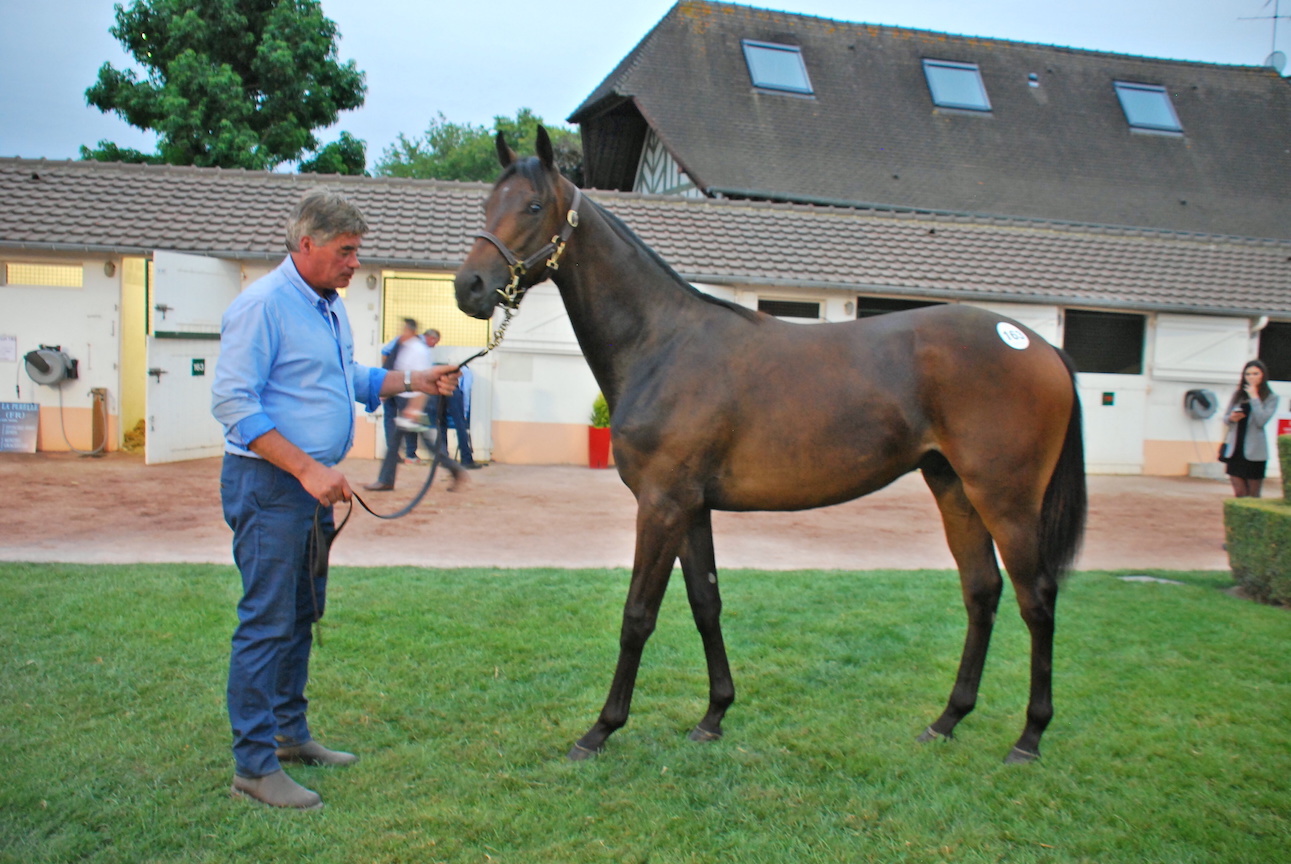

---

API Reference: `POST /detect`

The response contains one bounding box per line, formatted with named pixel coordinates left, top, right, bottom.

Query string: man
left=211, top=188, right=459, bottom=810
left=363, top=318, right=435, bottom=492
left=421, top=327, right=485, bottom=470
left=376, top=332, right=419, bottom=464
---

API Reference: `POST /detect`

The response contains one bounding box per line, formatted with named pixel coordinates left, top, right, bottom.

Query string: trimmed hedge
left=1223, top=435, right=1291, bottom=606
left=1224, top=498, right=1291, bottom=605
left=1281, top=433, right=1291, bottom=501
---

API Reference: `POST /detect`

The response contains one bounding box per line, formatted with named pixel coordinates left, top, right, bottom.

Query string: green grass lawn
left=0, top=563, right=1286, bottom=863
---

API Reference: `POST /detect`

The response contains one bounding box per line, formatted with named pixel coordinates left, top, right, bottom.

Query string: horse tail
left=1039, top=348, right=1087, bottom=583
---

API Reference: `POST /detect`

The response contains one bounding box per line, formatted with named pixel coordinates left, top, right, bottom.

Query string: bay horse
left=454, top=127, right=1086, bottom=765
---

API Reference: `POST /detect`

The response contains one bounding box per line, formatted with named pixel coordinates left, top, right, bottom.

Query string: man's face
left=424, top=333, right=440, bottom=348
left=295, top=232, right=362, bottom=292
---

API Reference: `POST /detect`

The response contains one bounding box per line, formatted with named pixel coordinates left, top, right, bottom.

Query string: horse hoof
left=688, top=725, right=723, bottom=743
left=916, top=726, right=953, bottom=744
left=567, top=742, right=600, bottom=762
left=1004, top=746, right=1040, bottom=765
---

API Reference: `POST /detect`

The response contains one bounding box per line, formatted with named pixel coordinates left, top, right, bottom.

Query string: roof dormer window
left=742, top=40, right=813, bottom=94
left=1113, top=81, right=1182, bottom=133
left=922, top=59, right=992, bottom=111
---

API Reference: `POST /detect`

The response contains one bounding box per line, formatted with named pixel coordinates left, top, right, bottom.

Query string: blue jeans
left=436, top=390, right=474, bottom=465
left=382, top=396, right=418, bottom=460
left=221, top=454, right=332, bottom=778
left=376, top=395, right=419, bottom=486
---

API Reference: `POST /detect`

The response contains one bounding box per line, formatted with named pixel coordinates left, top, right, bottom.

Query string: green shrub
left=589, top=391, right=611, bottom=428
left=1224, top=497, right=1291, bottom=605
left=1280, top=434, right=1290, bottom=501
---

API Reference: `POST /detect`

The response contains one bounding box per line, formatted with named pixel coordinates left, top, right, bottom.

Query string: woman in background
left=1219, top=359, right=1279, bottom=498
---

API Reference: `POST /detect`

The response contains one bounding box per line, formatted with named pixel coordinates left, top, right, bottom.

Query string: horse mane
left=498, top=157, right=761, bottom=325
left=589, top=196, right=763, bottom=323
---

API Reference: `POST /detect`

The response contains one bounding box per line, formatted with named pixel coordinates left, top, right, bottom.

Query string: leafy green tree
left=82, top=0, right=366, bottom=171
left=299, top=131, right=367, bottom=176
left=375, top=108, right=583, bottom=185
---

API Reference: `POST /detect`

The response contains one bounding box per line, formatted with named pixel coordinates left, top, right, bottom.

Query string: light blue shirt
left=212, top=256, right=385, bottom=466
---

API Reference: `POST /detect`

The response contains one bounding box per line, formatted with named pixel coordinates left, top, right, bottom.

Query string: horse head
left=454, top=125, right=581, bottom=321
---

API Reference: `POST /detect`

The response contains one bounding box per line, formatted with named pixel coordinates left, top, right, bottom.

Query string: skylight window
left=922, top=59, right=991, bottom=111
left=1113, top=81, right=1182, bottom=133
left=742, top=40, right=813, bottom=94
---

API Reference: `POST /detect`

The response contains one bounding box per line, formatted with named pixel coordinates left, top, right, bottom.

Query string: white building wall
left=1, top=255, right=122, bottom=451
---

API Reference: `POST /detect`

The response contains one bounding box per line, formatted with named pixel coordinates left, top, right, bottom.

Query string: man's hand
left=299, top=461, right=353, bottom=506
left=412, top=366, right=461, bottom=396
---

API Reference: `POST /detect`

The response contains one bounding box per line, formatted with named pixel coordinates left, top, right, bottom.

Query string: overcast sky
left=1, top=0, right=1286, bottom=169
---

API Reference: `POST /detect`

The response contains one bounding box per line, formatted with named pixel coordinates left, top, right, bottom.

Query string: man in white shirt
left=363, top=319, right=433, bottom=491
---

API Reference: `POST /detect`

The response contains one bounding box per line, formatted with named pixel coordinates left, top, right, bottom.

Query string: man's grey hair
left=285, top=187, right=369, bottom=251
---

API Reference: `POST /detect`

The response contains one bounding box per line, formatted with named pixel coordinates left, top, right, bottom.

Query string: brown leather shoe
left=362, top=482, right=394, bottom=492
left=230, top=770, right=322, bottom=810
left=275, top=739, right=359, bottom=767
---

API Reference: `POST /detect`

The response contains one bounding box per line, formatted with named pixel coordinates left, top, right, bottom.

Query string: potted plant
left=588, top=392, right=612, bottom=469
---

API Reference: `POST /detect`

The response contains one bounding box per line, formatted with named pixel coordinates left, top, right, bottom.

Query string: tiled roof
left=2, top=157, right=1289, bottom=316
left=0, top=158, right=488, bottom=266
left=571, top=1, right=1291, bottom=241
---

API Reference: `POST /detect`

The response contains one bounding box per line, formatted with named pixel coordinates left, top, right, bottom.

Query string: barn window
left=1113, top=82, right=1182, bottom=133
left=1258, top=320, right=1291, bottom=381
left=922, top=59, right=992, bottom=111
left=1063, top=309, right=1145, bottom=374
left=856, top=296, right=944, bottom=319
left=742, top=40, right=813, bottom=94
left=3, top=262, right=84, bottom=288
left=758, top=298, right=821, bottom=320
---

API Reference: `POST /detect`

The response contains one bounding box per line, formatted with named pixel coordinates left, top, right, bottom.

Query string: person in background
left=211, top=188, right=459, bottom=810
left=439, top=363, right=484, bottom=469
left=363, top=318, right=433, bottom=491
left=377, top=331, right=418, bottom=463
left=1219, top=359, right=1279, bottom=498
left=418, top=325, right=485, bottom=467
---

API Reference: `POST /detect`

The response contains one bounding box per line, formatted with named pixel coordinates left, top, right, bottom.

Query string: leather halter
left=474, top=187, right=582, bottom=308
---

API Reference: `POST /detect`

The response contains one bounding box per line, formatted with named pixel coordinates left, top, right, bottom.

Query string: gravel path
left=0, top=452, right=1244, bottom=572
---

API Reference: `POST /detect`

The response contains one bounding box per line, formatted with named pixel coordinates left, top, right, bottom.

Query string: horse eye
left=528, top=201, right=543, bottom=214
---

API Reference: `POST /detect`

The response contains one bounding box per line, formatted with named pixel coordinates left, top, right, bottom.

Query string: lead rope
left=307, top=307, right=517, bottom=644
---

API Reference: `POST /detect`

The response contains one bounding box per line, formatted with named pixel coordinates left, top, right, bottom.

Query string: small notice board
left=0, top=402, right=39, bottom=453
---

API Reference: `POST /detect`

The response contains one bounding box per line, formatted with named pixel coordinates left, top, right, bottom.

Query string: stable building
left=1, top=156, right=1289, bottom=475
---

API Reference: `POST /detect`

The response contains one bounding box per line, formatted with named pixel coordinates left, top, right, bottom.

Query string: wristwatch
left=404, top=369, right=412, bottom=390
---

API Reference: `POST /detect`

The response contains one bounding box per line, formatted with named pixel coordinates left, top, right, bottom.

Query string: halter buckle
left=546, top=235, right=567, bottom=272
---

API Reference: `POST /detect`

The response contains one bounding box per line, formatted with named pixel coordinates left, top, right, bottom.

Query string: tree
left=82, top=0, right=366, bottom=171
left=299, top=131, right=367, bottom=176
left=374, top=108, right=583, bottom=185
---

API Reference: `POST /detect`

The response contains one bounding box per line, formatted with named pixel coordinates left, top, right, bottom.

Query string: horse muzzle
left=453, top=268, right=504, bottom=320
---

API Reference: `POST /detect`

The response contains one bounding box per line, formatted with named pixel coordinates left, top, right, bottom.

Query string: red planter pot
left=588, top=426, right=612, bottom=469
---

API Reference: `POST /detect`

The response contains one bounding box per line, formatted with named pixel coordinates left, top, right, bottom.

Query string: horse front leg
left=678, top=508, right=735, bottom=743
left=568, top=496, right=690, bottom=760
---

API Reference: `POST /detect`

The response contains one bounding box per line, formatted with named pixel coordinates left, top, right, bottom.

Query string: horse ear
left=496, top=132, right=518, bottom=168
left=535, top=125, right=555, bottom=170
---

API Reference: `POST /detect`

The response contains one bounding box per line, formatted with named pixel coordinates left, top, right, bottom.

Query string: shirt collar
left=281, top=255, right=339, bottom=310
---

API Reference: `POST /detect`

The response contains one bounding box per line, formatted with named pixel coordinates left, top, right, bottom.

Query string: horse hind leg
left=918, top=458, right=1004, bottom=746
left=678, top=508, right=735, bottom=742
left=992, top=523, right=1059, bottom=764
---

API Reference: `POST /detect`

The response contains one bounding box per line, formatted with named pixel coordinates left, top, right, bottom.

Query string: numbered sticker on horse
left=996, top=322, right=1030, bottom=351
